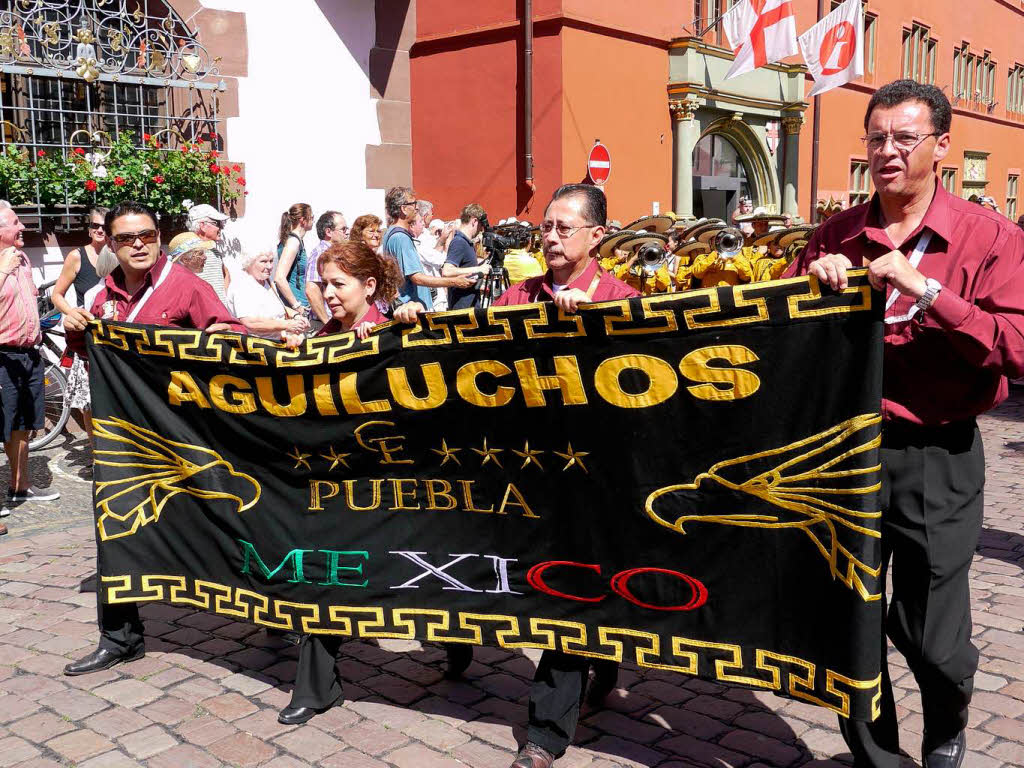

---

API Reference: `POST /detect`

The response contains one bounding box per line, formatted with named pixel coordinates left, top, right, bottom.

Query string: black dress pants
left=840, top=421, right=984, bottom=768
left=290, top=634, right=345, bottom=709
left=98, top=601, right=145, bottom=656
left=527, top=650, right=619, bottom=756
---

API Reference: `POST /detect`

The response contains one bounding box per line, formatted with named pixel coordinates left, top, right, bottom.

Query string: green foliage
left=0, top=132, right=243, bottom=215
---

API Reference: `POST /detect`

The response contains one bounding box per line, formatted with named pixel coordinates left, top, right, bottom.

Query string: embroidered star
left=554, top=443, right=589, bottom=474
left=511, top=441, right=544, bottom=470
left=320, top=446, right=351, bottom=471
left=287, top=446, right=311, bottom=471
left=431, top=438, right=462, bottom=467
left=472, top=438, right=504, bottom=469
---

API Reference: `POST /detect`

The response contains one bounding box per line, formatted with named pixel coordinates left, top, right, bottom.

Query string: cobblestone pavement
left=0, top=395, right=1022, bottom=768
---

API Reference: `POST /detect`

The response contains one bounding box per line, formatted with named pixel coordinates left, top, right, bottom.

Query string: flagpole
left=808, top=0, right=825, bottom=223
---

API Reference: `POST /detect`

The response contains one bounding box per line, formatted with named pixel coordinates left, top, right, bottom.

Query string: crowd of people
left=0, top=77, right=1023, bottom=768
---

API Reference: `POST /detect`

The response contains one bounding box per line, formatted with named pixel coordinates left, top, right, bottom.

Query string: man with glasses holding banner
left=61, top=200, right=245, bottom=676
left=494, top=184, right=638, bottom=768
left=786, top=80, right=1024, bottom=768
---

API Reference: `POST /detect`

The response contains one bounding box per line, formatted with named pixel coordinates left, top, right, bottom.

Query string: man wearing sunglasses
left=786, top=80, right=1024, bottom=768
left=61, top=200, right=245, bottom=677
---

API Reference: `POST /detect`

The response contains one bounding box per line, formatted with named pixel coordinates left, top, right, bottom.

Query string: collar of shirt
left=104, top=251, right=168, bottom=301
left=537, top=256, right=601, bottom=300
left=453, top=231, right=473, bottom=247
left=842, top=179, right=953, bottom=250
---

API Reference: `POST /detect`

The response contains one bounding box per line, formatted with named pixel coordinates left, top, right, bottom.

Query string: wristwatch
left=915, top=278, right=942, bottom=311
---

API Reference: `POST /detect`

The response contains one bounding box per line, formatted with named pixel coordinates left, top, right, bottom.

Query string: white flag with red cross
left=798, top=0, right=864, bottom=97
left=722, top=0, right=799, bottom=80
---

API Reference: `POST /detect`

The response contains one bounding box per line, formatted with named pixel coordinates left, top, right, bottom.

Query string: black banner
left=89, top=272, right=885, bottom=720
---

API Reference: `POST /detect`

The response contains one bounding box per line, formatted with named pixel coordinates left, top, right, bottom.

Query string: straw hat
left=775, top=225, right=817, bottom=249
left=623, top=214, right=675, bottom=234
left=167, top=232, right=215, bottom=261
left=735, top=206, right=787, bottom=225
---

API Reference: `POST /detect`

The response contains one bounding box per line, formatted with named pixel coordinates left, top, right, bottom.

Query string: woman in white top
left=227, top=251, right=310, bottom=339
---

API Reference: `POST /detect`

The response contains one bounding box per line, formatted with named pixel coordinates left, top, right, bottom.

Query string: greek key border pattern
left=103, top=574, right=882, bottom=720
left=87, top=274, right=876, bottom=368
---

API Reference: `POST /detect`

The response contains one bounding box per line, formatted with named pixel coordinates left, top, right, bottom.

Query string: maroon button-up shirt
left=494, top=256, right=639, bottom=306
left=67, top=253, right=245, bottom=357
left=785, top=180, right=1024, bottom=426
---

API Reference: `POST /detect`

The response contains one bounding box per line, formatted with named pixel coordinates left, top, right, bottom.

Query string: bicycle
left=0, top=280, right=72, bottom=451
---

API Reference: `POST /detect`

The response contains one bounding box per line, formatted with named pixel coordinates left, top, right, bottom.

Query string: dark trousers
left=291, top=634, right=345, bottom=709
left=98, top=601, right=145, bottom=656
left=840, top=421, right=984, bottom=768
left=527, top=651, right=618, bottom=756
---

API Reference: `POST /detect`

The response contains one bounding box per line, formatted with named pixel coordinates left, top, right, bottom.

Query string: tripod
left=476, top=265, right=510, bottom=308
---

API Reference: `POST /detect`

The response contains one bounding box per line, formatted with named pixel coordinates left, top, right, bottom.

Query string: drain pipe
left=523, top=0, right=536, bottom=194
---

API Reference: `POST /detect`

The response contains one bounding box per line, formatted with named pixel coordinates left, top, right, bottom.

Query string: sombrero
left=673, top=239, right=711, bottom=258
left=735, top=207, right=787, bottom=225
left=678, top=218, right=724, bottom=240
left=616, top=232, right=669, bottom=254
left=751, top=230, right=787, bottom=248
left=597, top=230, right=637, bottom=261
left=623, top=214, right=675, bottom=234
left=775, top=225, right=817, bottom=249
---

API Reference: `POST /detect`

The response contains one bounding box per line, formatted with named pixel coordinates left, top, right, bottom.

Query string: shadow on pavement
left=136, top=603, right=839, bottom=767
left=977, top=527, right=1024, bottom=568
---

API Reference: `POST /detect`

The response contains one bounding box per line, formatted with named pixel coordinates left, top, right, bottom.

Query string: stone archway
left=696, top=118, right=780, bottom=217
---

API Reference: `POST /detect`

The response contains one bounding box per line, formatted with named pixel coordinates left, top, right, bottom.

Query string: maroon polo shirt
left=316, top=303, right=389, bottom=336
left=785, top=180, right=1024, bottom=426
left=494, top=256, right=639, bottom=306
left=67, top=252, right=245, bottom=357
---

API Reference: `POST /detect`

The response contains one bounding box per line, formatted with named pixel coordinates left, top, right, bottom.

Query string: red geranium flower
left=232, top=164, right=240, bottom=172
left=84, top=179, right=97, bottom=192
left=210, top=164, right=220, bottom=174
left=37, top=150, right=45, bottom=157
left=244, top=191, right=249, bottom=196
left=181, top=144, right=189, bottom=153
left=210, top=150, right=219, bottom=158
left=152, top=175, right=164, bottom=184
left=143, top=133, right=151, bottom=142
left=113, top=176, right=126, bottom=186
left=237, top=177, right=246, bottom=186
left=73, top=147, right=86, bottom=156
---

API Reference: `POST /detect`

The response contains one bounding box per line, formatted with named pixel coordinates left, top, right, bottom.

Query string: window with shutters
left=901, top=24, right=935, bottom=84
left=849, top=160, right=871, bottom=207
left=941, top=168, right=958, bottom=196
left=1008, top=175, right=1019, bottom=221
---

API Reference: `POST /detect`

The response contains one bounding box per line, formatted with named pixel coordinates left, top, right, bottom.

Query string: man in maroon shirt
left=495, top=185, right=639, bottom=768
left=787, top=81, right=1024, bottom=768
left=62, top=200, right=245, bottom=677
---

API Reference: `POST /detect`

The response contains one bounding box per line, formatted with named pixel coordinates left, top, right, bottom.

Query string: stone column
left=670, top=98, right=700, bottom=218
left=781, top=115, right=803, bottom=217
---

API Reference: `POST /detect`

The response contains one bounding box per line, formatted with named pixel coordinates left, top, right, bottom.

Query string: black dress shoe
left=586, top=662, right=619, bottom=705
left=64, top=646, right=144, bottom=676
left=444, top=644, right=473, bottom=679
left=922, top=730, right=966, bottom=768
left=278, top=704, right=331, bottom=725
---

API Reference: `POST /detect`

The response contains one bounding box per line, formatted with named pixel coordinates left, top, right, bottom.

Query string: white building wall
left=200, top=0, right=383, bottom=255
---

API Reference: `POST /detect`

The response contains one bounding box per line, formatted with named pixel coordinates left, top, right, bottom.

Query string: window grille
left=1008, top=175, right=1019, bottom=220
left=1008, top=65, right=1024, bottom=116
left=0, top=0, right=224, bottom=231
left=902, top=24, right=935, bottom=84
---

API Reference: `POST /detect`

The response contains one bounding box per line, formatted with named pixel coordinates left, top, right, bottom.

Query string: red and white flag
left=798, top=0, right=864, bottom=97
left=722, top=0, right=799, bottom=80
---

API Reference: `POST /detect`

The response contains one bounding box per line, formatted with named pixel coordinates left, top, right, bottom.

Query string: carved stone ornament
left=670, top=98, right=700, bottom=122
left=782, top=116, right=804, bottom=135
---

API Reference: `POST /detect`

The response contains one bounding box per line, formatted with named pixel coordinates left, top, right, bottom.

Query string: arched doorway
left=692, top=133, right=753, bottom=221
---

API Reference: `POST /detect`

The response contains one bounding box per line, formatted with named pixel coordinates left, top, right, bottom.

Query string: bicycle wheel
left=28, top=363, right=70, bottom=450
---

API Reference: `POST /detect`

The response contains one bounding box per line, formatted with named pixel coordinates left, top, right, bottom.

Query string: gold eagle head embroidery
left=93, top=416, right=261, bottom=541
left=645, top=414, right=884, bottom=602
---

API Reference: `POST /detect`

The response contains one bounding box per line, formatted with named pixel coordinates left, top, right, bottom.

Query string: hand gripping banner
left=88, top=272, right=885, bottom=720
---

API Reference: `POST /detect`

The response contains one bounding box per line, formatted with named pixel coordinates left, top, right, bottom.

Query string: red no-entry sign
left=588, top=142, right=611, bottom=186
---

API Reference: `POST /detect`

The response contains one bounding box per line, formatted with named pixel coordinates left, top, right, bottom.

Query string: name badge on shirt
left=101, top=300, right=118, bottom=321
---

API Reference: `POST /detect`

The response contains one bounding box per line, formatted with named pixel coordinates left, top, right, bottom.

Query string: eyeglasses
left=205, top=219, right=225, bottom=230
left=861, top=131, right=940, bottom=152
left=110, top=229, right=159, bottom=247
left=401, top=200, right=418, bottom=208
left=86, top=223, right=104, bottom=231
left=540, top=222, right=596, bottom=239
